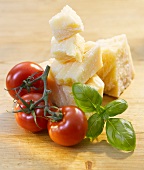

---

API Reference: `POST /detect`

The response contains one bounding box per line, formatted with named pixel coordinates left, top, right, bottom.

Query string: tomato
left=14, top=93, right=48, bottom=133
left=48, top=106, right=88, bottom=146
left=6, top=61, right=44, bottom=99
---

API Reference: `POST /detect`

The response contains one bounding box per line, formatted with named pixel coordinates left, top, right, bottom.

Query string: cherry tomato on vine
left=6, top=61, right=44, bottom=99
left=14, top=93, right=49, bottom=133
left=48, top=106, right=88, bottom=146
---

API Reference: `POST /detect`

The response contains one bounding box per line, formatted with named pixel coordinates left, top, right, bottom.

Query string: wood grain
left=0, top=0, right=144, bottom=169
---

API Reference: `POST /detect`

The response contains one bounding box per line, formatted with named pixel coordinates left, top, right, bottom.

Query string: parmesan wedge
left=40, top=61, right=104, bottom=107
left=50, top=33, right=85, bottom=63
left=49, top=5, right=84, bottom=41
left=49, top=73, right=104, bottom=107
left=96, top=34, right=135, bottom=97
left=50, top=44, right=103, bottom=86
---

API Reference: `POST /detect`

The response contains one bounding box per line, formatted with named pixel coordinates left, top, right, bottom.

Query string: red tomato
left=48, top=106, right=88, bottom=146
left=14, top=93, right=48, bottom=133
left=6, top=61, right=44, bottom=99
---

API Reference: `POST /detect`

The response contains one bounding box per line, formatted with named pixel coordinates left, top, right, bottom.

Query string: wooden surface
left=0, top=0, right=144, bottom=169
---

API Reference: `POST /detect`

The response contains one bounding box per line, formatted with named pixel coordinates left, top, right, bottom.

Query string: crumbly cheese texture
left=49, top=5, right=84, bottom=41
left=50, top=44, right=103, bottom=86
left=40, top=60, right=104, bottom=107
left=96, top=34, right=135, bottom=97
left=50, top=33, right=85, bottom=63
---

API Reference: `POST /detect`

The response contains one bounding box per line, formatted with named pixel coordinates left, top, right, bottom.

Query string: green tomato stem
left=13, top=65, right=63, bottom=122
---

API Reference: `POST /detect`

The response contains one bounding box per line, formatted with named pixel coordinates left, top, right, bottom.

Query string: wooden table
left=0, top=0, right=144, bottom=169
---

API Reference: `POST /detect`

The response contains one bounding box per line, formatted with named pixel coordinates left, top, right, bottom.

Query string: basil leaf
left=72, top=83, right=102, bottom=113
left=104, top=99, right=128, bottom=117
left=106, top=118, right=136, bottom=151
left=86, top=113, right=105, bottom=140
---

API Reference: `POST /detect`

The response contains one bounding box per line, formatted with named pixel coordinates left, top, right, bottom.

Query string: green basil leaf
left=106, top=118, right=136, bottom=151
left=104, top=99, right=128, bottom=117
left=86, top=113, right=105, bottom=140
left=72, top=83, right=102, bottom=113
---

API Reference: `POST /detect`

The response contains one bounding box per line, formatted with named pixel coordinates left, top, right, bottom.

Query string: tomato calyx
left=13, top=65, right=63, bottom=127
left=47, top=107, right=63, bottom=122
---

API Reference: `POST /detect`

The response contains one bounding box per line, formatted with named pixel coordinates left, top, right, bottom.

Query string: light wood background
left=0, top=0, right=144, bottom=169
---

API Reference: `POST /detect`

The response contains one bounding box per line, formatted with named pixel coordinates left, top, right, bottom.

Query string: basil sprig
left=72, top=83, right=136, bottom=152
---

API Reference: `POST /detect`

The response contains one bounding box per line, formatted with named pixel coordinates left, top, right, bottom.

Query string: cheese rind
left=51, top=44, right=103, bottom=86
left=96, top=34, right=135, bottom=97
left=49, top=5, right=84, bottom=41
left=50, top=34, right=85, bottom=63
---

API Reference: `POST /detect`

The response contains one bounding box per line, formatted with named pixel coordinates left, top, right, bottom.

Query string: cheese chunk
left=40, top=61, right=104, bottom=107
left=86, top=74, right=104, bottom=97
left=49, top=5, right=84, bottom=41
left=96, top=34, right=135, bottom=97
left=51, top=44, right=103, bottom=86
left=49, top=73, right=104, bottom=107
left=50, top=33, right=85, bottom=63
